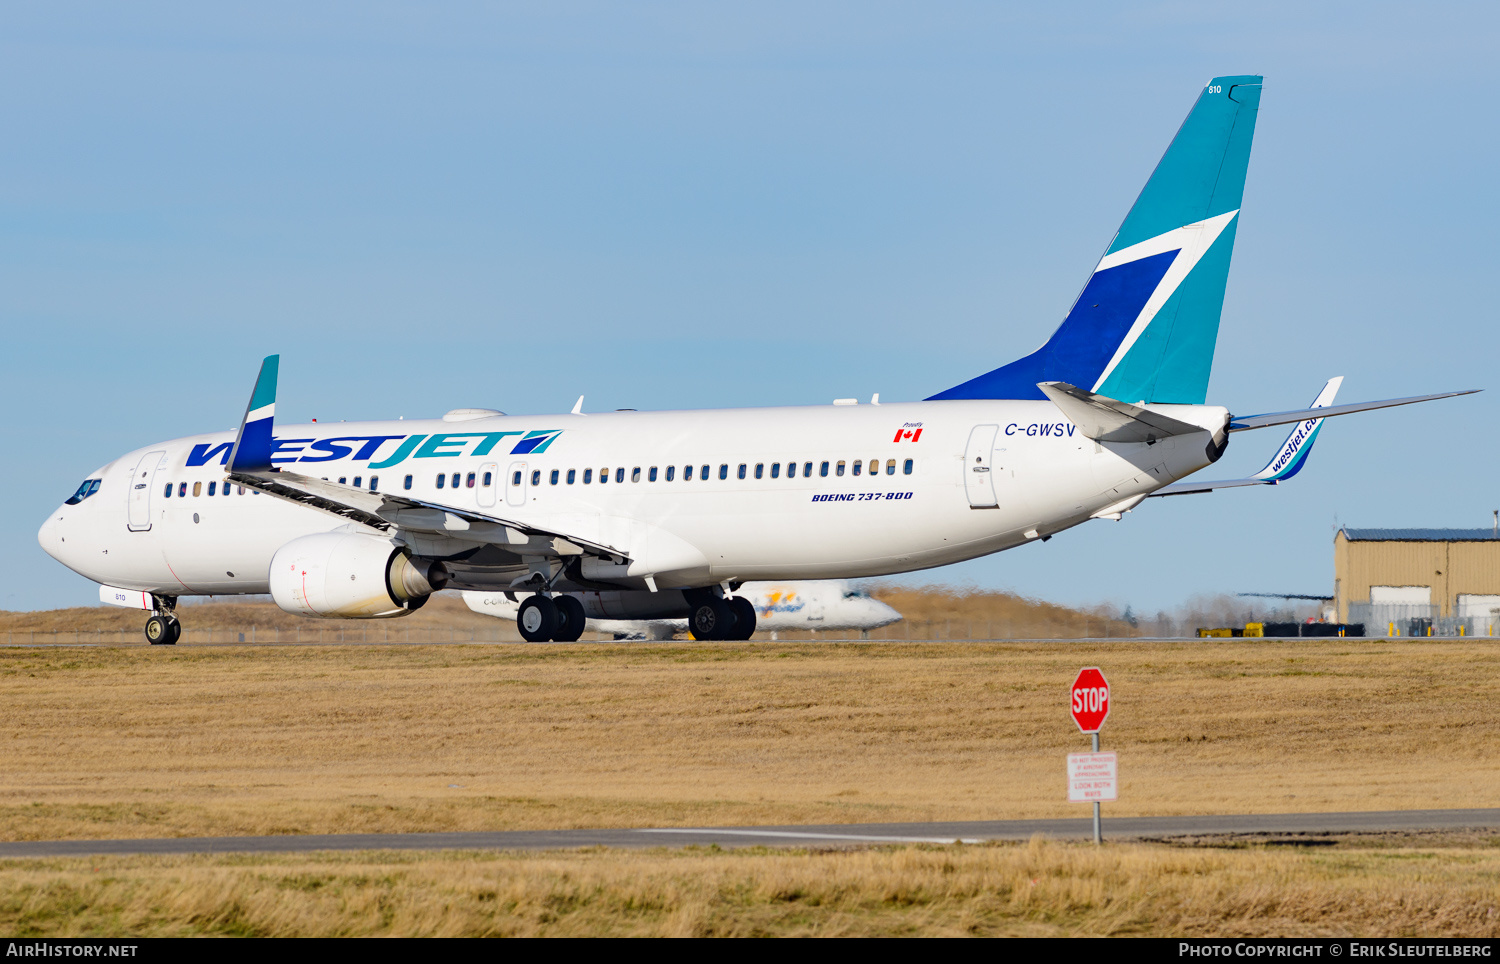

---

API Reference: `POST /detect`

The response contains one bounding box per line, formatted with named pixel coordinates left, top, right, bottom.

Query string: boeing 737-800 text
left=38, top=76, right=1474, bottom=643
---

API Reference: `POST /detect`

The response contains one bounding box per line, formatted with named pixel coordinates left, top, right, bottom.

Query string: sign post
left=1069, top=667, right=1113, bottom=844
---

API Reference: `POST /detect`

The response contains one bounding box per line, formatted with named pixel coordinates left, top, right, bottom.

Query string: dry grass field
left=2, top=625, right=1498, bottom=936
left=4, top=838, right=1500, bottom=937
left=0, top=637, right=1496, bottom=842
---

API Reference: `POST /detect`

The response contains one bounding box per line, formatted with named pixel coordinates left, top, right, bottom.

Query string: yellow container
left=1196, top=628, right=1234, bottom=638
left=1244, top=622, right=1264, bottom=637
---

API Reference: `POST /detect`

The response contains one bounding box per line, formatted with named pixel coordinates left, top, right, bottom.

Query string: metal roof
left=1340, top=527, right=1500, bottom=542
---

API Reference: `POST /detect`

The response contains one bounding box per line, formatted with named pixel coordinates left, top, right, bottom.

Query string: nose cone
left=863, top=598, right=903, bottom=629
left=38, top=510, right=86, bottom=577
left=38, top=513, right=64, bottom=561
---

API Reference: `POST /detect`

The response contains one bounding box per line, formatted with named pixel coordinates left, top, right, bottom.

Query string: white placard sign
left=1067, top=752, right=1118, bottom=803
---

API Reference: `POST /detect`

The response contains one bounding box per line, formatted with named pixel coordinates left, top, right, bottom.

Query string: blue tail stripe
left=926, top=249, right=1178, bottom=401
left=1096, top=218, right=1240, bottom=403
left=232, top=417, right=276, bottom=473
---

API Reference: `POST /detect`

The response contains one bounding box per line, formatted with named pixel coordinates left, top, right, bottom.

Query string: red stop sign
left=1070, top=667, right=1110, bottom=733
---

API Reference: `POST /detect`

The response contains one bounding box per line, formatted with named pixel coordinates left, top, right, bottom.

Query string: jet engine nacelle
left=268, top=531, right=448, bottom=618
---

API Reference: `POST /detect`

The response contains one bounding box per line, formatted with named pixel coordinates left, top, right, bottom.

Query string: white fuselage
left=38, top=399, right=1228, bottom=600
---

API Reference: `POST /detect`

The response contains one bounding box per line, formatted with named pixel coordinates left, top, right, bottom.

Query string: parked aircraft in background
left=463, top=580, right=903, bottom=639
left=39, top=75, right=1475, bottom=645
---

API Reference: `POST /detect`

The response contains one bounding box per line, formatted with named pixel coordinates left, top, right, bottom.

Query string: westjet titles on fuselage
left=184, top=429, right=564, bottom=470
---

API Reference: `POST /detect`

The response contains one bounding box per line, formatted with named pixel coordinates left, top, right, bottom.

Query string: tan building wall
left=1334, top=531, right=1500, bottom=620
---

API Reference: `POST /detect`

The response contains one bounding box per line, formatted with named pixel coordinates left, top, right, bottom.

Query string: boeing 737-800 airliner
left=38, top=76, right=1475, bottom=644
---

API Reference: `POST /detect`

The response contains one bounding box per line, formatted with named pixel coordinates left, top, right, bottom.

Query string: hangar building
left=1335, top=527, right=1500, bottom=635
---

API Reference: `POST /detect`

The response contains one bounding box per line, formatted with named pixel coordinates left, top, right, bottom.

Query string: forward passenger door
left=127, top=450, right=166, bottom=531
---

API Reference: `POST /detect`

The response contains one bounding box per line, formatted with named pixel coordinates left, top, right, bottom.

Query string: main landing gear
left=516, top=594, right=586, bottom=643
left=688, top=595, right=757, bottom=641
left=143, top=595, right=181, bottom=645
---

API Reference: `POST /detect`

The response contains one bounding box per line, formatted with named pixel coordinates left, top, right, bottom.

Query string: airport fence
left=8, top=618, right=1499, bottom=646
left=1344, top=603, right=1499, bottom=638
left=4, top=624, right=1130, bottom=645
left=2, top=626, right=527, bottom=646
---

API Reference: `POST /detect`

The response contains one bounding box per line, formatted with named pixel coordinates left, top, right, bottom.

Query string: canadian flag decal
left=893, top=425, right=923, bottom=443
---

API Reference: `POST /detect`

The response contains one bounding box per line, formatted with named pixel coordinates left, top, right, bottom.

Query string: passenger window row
left=163, top=481, right=255, bottom=498
left=543, top=458, right=915, bottom=485
left=156, top=458, right=916, bottom=503
left=430, top=471, right=492, bottom=490
left=330, top=476, right=379, bottom=492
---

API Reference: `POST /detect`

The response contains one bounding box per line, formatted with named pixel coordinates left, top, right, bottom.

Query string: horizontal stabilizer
left=1227, top=390, right=1477, bottom=431
left=1038, top=381, right=1207, bottom=443
left=1150, top=476, right=1271, bottom=497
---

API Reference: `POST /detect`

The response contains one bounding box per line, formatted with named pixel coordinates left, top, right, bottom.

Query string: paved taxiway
left=1, top=809, right=1496, bottom=858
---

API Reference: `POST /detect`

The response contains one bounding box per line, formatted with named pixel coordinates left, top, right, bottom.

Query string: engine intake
left=269, top=532, right=447, bottom=618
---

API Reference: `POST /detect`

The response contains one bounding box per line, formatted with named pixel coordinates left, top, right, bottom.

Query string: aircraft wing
left=224, top=356, right=630, bottom=564
left=225, top=466, right=628, bottom=560
left=1226, top=389, right=1476, bottom=431
left=1152, top=376, right=1342, bottom=498
left=1150, top=476, right=1280, bottom=497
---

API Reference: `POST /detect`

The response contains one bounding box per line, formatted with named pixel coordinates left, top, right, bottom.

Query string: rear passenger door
left=963, top=425, right=999, bottom=508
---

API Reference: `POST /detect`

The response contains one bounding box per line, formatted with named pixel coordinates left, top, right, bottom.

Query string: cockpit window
left=843, top=589, right=870, bottom=599
left=64, top=479, right=101, bottom=505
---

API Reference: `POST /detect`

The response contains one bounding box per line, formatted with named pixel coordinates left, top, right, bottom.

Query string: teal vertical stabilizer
left=929, top=76, right=1262, bottom=405
left=1095, top=75, right=1262, bottom=404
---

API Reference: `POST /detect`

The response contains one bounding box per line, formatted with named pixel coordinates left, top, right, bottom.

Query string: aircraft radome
left=39, top=75, right=1476, bottom=645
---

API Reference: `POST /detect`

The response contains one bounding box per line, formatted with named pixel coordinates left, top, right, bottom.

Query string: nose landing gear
left=143, top=595, right=181, bottom=645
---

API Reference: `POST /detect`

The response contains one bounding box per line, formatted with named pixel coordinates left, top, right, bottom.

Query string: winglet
left=1248, top=376, right=1341, bottom=482
left=228, top=355, right=280, bottom=474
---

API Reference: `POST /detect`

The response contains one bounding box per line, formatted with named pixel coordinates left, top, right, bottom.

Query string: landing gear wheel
left=144, top=615, right=174, bottom=645
left=689, top=598, right=738, bottom=641
left=163, top=616, right=181, bottom=645
left=517, top=595, right=560, bottom=643
left=727, top=597, right=757, bottom=640
left=553, top=596, right=586, bottom=642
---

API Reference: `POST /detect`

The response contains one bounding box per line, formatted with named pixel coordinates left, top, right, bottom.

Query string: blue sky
left=4, top=2, right=1496, bottom=614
